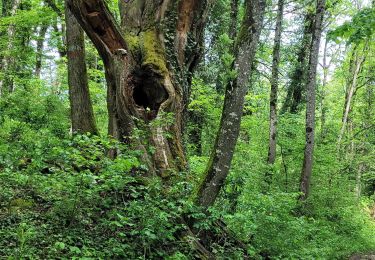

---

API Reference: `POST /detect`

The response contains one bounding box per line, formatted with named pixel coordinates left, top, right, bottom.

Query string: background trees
left=0, top=0, right=374, bottom=258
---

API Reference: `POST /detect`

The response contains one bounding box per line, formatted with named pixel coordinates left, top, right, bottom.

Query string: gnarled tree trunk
left=195, top=0, right=266, bottom=209
left=67, top=0, right=213, bottom=175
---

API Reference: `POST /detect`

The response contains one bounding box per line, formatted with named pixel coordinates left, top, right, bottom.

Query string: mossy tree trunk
left=67, top=0, right=213, bottom=175
left=195, top=0, right=266, bottom=209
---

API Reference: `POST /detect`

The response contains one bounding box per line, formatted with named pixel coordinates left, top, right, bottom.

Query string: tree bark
left=195, top=0, right=266, bottom=209
left=67, top=0, right=213, bottom=175
left=267, top=0, right=284, bottom=164
left=299, top=0, right=326, bottom=201
left=65, top=0, right=98, bottom=135
left=229, top=0, right=239, bottom=44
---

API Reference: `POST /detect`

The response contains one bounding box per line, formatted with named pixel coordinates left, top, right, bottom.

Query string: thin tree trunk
left=35, top=24, right=48, bottom=78
left=267, top=0, right=284, bottom=164
left=67, top=0, right=213, bottom=175
left=299, top=0, right=326, bottom=201
left=320, top=39, right=329, bottom=141
left=65, top=0, right=98, bottom=135
left=196, top=0, right=266, bottom=209
left=337, top=47, right=366, bottom=146
left=0, top=0, right=21, bottom=96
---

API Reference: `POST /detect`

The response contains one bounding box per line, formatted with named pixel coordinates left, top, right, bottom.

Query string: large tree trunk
left=267, top=0, right=284, bottom=164
left=299, top=0, right=326, bottom=201
left=195, top=0, right=266, bottom=209
left=67, top=0, right=213, bottom=175
left=281, top=9, right=314, bottom=114
left=0, top=0, right=21, bottom=96
left=65, top=0, right=98, bottom=135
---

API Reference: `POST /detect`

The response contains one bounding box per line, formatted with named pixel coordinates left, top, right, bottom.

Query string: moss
left=9, top=198, right=34, bottom=213
left=124, top=34, right=140, bottom=53
left=140, top=30, right=168, bottom=76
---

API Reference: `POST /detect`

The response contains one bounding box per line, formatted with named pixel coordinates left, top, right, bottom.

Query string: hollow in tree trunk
left=67, top=0, right=213, bottom=175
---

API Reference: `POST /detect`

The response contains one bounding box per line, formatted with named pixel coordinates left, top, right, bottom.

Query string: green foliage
left=1, top=0, right=375, bottom=258
left=328, top=7, right=375, bottom=44
left=0, top=132, right=195, bottom=258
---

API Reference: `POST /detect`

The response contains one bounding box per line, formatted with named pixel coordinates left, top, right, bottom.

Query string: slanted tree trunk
left=35, top=24, right=48, bottom=78
left=65, top=0, right=98, bottom=135
left=67, top=0, right=213, bottom=175
left=281, top=9, right=314, bottom=114
left=195, top=0, right=266, bottom=209
left=299, top=0, right=326, bottom=201
left=0, top=0, right=21, bottom=96
left=267, top=0, right=284, bottom=164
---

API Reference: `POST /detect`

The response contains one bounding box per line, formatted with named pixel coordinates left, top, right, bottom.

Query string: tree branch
left=66, top=0, right=128, bottom=63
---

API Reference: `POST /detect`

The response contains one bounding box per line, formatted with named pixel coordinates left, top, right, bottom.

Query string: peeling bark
left=299, top=0, right=326, bottom=201
left=196, top=0, right=266, bottom=209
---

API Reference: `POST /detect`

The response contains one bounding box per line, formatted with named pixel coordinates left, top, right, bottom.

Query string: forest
left=0, top=0, right=374, bottom=259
